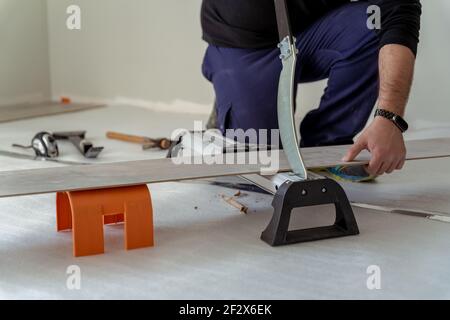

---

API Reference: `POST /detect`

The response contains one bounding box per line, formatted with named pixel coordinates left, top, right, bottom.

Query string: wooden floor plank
left=0, top=138, right=448, bottom=198
left=0, top=102, right=105, bottom=123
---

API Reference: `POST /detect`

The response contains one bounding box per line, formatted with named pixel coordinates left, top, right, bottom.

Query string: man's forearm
left=344, top=44, right=415, bottom=174
left=378, top=44, right=416, bottom=117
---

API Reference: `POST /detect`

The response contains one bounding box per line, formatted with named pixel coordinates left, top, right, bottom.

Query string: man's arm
left=343, top=44, right=416, bottom=175
left=378, top=44, right=415, bottom=117
left=342, top=0, right=421, bottom=175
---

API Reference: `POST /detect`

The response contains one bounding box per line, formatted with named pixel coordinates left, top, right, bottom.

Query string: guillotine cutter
left=258, top=0, right=359, bottom=246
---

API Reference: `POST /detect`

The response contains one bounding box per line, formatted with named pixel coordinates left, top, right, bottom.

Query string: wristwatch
left=374, top=108, right=409, bottom=133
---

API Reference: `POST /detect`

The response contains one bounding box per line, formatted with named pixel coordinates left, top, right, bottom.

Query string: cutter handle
left=274, top=0, right=293, bottom=41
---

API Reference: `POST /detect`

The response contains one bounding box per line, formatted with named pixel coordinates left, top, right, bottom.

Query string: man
left=201, top=0, right=421, bottom=181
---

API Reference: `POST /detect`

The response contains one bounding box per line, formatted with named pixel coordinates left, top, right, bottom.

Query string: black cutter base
left=261, top=177, right=359, bottom=246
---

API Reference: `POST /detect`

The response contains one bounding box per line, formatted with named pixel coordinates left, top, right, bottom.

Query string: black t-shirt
left=201, top=0, right=421, bottom=55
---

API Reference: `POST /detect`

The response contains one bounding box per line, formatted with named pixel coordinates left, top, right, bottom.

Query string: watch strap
left=374, top=108, right=409, bottom=133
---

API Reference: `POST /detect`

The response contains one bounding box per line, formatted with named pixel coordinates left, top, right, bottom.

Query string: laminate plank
left=0, top=138, right=448, bottom=198
left=341, top=156, right=450, bottom=216
left=0, top=102, right=105, bottom=123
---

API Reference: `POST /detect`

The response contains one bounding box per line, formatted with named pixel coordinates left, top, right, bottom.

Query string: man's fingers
left=387, top=155, right=407, bottom=174
left=367, top=154, right=383, bottom=176
left=342, top=141, right=366, bottom=162
left=386, top=160, right=399, bottom=174
left=396, top=158, right=406, bottom=170
left=377, top=161, right=391, bottom=176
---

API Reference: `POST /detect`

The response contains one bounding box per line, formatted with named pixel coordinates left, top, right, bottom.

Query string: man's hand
left=342, top=116, right=406, bottom=176
left=341, top=44, right=415, bottom=176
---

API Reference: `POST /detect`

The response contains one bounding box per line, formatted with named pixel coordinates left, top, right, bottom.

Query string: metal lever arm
left=274, top=0, right=308, bottom=180
left=274, top=0, right=293, bottom=41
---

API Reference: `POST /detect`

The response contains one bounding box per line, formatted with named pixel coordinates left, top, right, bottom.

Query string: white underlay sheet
left=0, top=104, right=449, bottom=299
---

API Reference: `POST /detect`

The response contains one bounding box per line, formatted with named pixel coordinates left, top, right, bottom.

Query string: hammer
left=106, top=131, right=172, bottom=150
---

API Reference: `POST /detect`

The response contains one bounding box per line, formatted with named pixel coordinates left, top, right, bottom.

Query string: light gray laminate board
left=0, top=138, right=449, bottom=198
left=342, top=156, right=450, bottom=216
left=0, top=102, right=105, bottom=123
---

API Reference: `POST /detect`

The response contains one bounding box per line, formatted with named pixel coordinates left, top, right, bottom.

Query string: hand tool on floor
left=167, top=130, right=275, bottom=159
left=177, top=179, right=271, bottom=195
left=53, top=131, right=104, bottom=159
left=106, top=131, right=173, bottom=150
left=12, top=132, right=59, bottom=158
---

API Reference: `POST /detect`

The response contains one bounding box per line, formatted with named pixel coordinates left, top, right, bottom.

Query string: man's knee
left=331, top=2, right=380, bottom=56
left=204, top=48, right=280, bottom=132
left=214, top=72, right=279, bottom=133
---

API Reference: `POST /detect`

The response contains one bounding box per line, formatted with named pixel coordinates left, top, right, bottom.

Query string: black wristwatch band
left=374, top=108, right=409, bottom=133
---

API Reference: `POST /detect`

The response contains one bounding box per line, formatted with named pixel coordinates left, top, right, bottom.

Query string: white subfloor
left=0, top=105, right=449, bottom=299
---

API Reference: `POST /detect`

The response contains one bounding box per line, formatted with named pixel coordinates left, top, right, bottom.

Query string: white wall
left=0, top=0, right=51, bottom=106
left=46, top=0, right=213, bottom=109
left=408, top=0, right=450, bottom=125
left=41, top=0, right=450, bottom=123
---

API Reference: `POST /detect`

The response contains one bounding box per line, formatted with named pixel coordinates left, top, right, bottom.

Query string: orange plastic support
left=60, top=97, right=72, bottom=104
left=56, top=185, right=154, bottom=257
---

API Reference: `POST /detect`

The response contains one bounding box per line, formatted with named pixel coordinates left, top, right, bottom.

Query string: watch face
left=393, top=116, right=409, bottom=132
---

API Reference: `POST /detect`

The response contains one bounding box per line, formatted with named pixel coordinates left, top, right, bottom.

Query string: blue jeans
left=202, top=2, right=379, bottom=147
